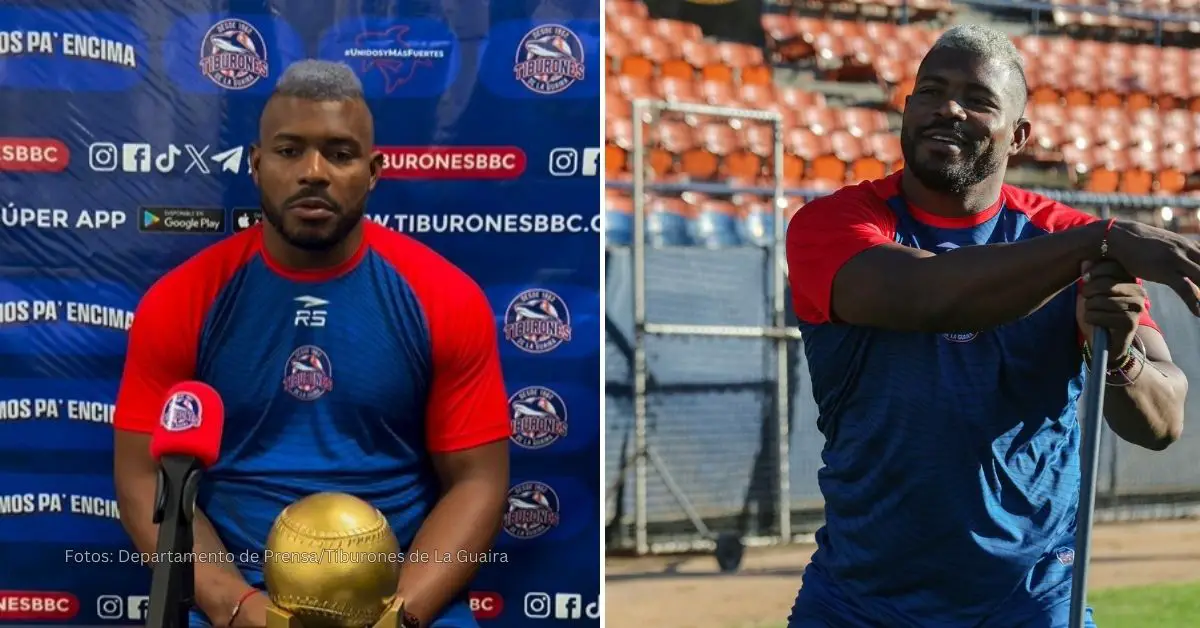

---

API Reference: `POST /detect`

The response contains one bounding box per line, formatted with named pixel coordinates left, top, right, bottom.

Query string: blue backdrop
left=0, top=0, right=600, bottom=625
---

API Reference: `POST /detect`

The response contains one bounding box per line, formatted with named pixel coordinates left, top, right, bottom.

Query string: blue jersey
left=783, top=172, right=1157, bottom=627
left=114, top=221, right=510, bottom=627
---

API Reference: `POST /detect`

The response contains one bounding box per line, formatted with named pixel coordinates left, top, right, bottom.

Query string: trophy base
left=265, top=599, right=404, bottom=628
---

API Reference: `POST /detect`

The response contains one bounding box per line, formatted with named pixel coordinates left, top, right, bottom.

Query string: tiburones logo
left=160, top=392, right=202, bottom=431
left=503, top=289, right=572, bottom=353
left=200, top=18, right=269, bottom=89
left=509, top=386, right=568, bottom=449
left=502, top=481, right=560, bottom=539
left=138, top=207, right=224, bottom=234
left=282, top=345, right=334, bottom=401
left=513, top=25, right=585, bottom=94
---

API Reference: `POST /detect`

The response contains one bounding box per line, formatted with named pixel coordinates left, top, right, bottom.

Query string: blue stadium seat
left=739, top=204, right=775, bottom=247
left=607, top=209, right=634, bottom=245
left=649, top=208, right=692, bottom=246
left=692, top=200, right=742, bottom=247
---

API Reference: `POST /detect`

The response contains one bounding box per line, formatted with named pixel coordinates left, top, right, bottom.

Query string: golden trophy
left=263, top=492, right=404, bottom=628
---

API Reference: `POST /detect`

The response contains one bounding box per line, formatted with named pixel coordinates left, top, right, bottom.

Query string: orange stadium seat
left=604, top=0, right=1200, bottom=209
left=653, top=19, right=704, bottom=43
left=739, top=82, right=776, bottom=109
left=657, top=75, right=698, bottom=103
left=1158, top=150, right=1193, bottom=194
left=606, top=0, right=647, bottom=19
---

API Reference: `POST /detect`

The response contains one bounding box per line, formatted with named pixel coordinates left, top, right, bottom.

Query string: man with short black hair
left=113, top=60, right=509, bottom=628
left=786, top=24, right=1196, bottom=627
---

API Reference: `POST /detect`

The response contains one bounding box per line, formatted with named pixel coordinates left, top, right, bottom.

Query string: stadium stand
left=605, top=0, right=1200, bottom=562
left=605, top=0, right=1200, bottom=248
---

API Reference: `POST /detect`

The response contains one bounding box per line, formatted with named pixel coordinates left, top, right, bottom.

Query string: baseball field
left=605, top=519, right=1200, bottom=627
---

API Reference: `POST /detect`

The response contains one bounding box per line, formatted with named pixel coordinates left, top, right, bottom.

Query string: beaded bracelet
left=1082, top=333, right=1147, bottom=387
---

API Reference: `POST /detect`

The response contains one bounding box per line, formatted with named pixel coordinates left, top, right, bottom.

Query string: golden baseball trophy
left=263, top=492, right=404, bottom=628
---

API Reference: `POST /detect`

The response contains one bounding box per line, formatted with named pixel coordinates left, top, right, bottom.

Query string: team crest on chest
left=282, top=345, right=334, bottom=401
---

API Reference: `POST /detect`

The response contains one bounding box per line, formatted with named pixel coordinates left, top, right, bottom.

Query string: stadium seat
left=739, top=200, right=776, bottom=247
left=606, top=192, right=634, bottom=246
left=647, top=196, right=693, bottom=246
left=693, top=199, right=743, bottom=247
left=604, top=0, right=1200, bottom=251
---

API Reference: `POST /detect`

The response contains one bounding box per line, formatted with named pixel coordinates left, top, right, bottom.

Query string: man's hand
left=229, top=591, right=269, bottom=628
left=1077, top=260, right=1144, bottom=362
left=1106, top=220, right=1200, bottom=315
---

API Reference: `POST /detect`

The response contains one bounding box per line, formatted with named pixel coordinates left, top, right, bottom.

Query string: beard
left=261, top=194, right=364, bottom=252
left=900, top=125, right=1004, bottom=195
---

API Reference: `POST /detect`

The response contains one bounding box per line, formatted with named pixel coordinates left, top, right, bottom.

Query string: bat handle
left=1070, top=326, right=1110, bottom=628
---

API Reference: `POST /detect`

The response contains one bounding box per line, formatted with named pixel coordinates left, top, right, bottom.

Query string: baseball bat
left=1069, top=326, right=1109, bottom=628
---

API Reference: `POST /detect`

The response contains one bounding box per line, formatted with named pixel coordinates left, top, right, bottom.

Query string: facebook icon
left=555, top=593, right=581, bottom=619
left=127, top=595, right=151, bottom=620
left=122, top=143, right=151, bottom=173
left=553, top=593, right=599, bottom=620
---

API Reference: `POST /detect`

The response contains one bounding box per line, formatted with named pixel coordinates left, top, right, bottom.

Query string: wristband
left=228, top=587, right=260, bottom=627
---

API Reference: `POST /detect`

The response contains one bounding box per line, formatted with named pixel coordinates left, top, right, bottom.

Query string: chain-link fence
left=604, top=99, right=1200, bottom=561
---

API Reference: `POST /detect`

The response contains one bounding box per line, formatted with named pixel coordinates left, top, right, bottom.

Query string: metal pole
left=627, top=99, right=789, bottom=555
left=631, top=98, right=650, bottom=556
left=1070, top=327, right=1109, bottom=628
left=643, top=322, right=802, bottom=338
left=771, top=116, right=791, bottom=542
left=1106, top=424, right=1119, bottom=499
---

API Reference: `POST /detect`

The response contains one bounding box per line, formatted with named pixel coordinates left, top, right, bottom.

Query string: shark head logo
left=353, top=25, right=440, bottom=94
left=513, top=24, right=585, bottom=95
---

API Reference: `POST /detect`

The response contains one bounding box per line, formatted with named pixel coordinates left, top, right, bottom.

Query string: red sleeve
left=113, top=231, right=258, bottom=433
left=1134, top=280, right=1159, bottom=331
left=1012, top=188, right=1161, bottom=335
left=786, top=190, right=898, bottom=324
left=423, top=273, right=511, bottom=453
left=113, top=278, right=203, bottom=434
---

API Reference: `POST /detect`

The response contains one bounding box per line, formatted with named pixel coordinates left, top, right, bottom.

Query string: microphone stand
left=147, top=455, right=205, bottom=628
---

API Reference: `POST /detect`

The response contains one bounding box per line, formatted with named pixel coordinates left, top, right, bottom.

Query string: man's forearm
left=396, top=480, right=504, bottom=626
left=1103, top=358, right=1187, bottom=450
left=914, top=222, right=1102, bottom=332
left=118, top=495, right=251, bottom=625
left=833, top=221, right=1104, bottom=332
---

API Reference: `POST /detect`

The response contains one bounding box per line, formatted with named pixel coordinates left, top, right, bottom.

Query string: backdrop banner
left=0, top=0, right=600, bottom=625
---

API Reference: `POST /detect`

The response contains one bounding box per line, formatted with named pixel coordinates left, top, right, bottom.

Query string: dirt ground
left=605, top=519, right=1200, bottom=628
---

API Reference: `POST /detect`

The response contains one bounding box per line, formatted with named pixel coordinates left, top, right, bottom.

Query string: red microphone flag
left=149, top=381, right=224, bottom=468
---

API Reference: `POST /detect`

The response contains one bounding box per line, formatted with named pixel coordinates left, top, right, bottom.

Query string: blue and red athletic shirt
left=784, top=171, right=1157, bottom=625
left=113, top=220, right=509, bottom=602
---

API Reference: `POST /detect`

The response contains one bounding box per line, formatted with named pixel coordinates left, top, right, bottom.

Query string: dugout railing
left=604, top=98, right=1200, bottom=565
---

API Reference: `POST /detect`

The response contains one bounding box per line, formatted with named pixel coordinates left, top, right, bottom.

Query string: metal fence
left=603, top=98, right=1200, bottom=561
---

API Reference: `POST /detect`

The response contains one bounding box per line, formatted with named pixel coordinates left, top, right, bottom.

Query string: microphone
left=146, top=381, right=224, bottom=628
